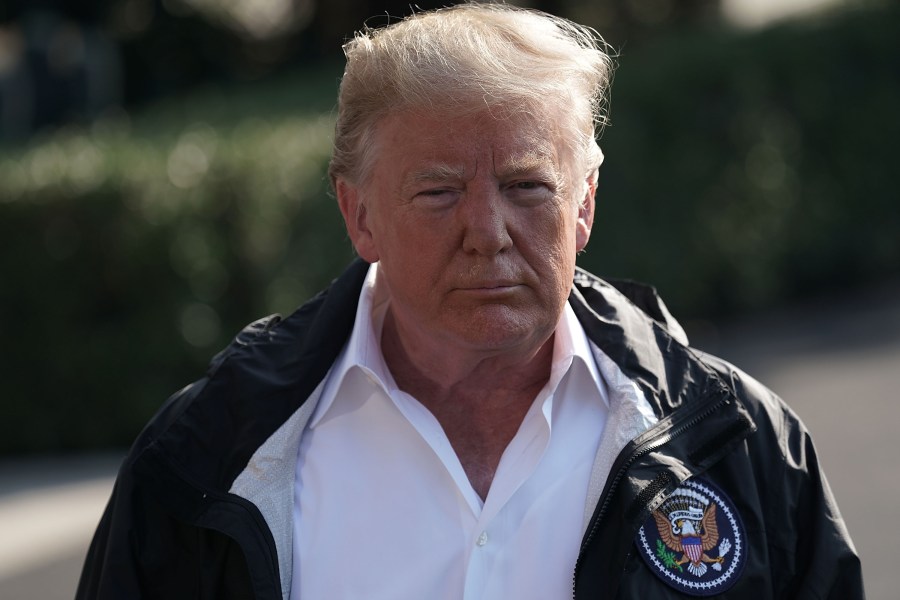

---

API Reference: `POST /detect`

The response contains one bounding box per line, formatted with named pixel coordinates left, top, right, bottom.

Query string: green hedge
left=0, top=66, right=356, bottom=453
left=1, top=7, right=898, bottom=455
left=583, top=5, right=900, bottom=316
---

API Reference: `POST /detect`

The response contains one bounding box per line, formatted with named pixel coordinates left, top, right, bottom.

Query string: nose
left=458, top=185, right=513, bottom=255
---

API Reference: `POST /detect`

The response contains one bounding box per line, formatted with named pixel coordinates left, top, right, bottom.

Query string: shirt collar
left=309, top=263, right=393, bottom=428
left=553, top=300, right=610, bottom=410
left=310, top=263, right=608, bottom=428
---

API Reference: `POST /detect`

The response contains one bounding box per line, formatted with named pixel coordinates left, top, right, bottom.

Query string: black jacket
left=77, top=260, right=864, bottom=599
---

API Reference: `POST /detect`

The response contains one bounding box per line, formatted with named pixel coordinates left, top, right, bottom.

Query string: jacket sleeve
left=76, top=470, right=145, bottom=599
left=75, top=462, right=223, bottom=599
left=75, top=464, right=206, bottom=599
left=75, top=461, right=255, bottom=600
left=769, top=404, right=865, bottom=599
left=75, top=382, right=199, bottom=598
left=75, top=376, right=256, bottom=599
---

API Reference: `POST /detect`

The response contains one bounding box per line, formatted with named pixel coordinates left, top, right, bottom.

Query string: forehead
left=370, top=108, right=567, bottom=181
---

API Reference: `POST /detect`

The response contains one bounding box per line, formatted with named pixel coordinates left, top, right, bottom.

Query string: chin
left=442, top=307, right=555, bottom=352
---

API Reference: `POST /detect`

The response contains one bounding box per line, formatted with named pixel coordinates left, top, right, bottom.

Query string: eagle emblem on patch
left=635, top=478, right=746, bottom=596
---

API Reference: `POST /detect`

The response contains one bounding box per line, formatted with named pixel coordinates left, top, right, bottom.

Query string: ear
left=336, top=178, right=380, bottom=262
left=575, top=168, right=597, bottom=252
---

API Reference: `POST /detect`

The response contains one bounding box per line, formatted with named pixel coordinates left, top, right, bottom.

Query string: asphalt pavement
left=1, top=281, right=897, bottom=599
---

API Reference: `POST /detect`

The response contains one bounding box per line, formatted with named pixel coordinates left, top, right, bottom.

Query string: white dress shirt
left=290, top=264, right=613, bottom=599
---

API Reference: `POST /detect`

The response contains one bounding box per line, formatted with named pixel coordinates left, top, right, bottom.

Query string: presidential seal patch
left=635, top=477, right=746, bottom=596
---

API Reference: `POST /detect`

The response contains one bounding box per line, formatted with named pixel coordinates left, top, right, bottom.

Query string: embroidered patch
left=635, top=477, right=746, bottom=596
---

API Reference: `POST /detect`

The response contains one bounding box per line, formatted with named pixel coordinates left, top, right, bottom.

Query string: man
left=77, top=3, right=864, bottom=599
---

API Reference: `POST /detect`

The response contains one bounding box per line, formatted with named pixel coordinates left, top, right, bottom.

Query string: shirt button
left=476, top=531, right=488, bottom=547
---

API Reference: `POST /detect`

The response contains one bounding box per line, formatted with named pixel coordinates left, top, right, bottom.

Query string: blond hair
left=329, top=2, right=614, bottom=188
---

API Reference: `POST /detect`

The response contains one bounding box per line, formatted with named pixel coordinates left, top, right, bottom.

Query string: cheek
left=523, top=208, right=580, bottom=294
left=377, top=236, right=446, bottom=300
left=518, top=206, right=578, bottom=261
left=384, top=213, right=459, bottom=269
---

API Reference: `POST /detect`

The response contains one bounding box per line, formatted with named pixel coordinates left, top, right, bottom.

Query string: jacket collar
left=570, top=267, right=733, bottom=419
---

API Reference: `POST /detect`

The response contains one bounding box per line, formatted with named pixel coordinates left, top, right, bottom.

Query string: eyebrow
left=496, top=153, right=559, bottom=179
left=403, top=142, right=562, bottom=191
left=408, top=153, right=559, bottom=182
left=407, top=163, right=469, bottom=184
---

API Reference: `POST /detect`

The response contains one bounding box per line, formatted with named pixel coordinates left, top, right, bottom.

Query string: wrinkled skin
left=336, top=108, right=596, bottom=380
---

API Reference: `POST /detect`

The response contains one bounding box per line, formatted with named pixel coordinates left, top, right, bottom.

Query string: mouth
left=454, top=281, right=525, bottom=299
left=459, top=280, right=521, bottom=290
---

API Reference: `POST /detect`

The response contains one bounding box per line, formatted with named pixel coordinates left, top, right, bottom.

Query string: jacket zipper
left=572, top=393, right=731, bottom=598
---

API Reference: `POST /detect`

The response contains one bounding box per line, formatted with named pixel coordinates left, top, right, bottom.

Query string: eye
left=504, top=179, right=553, bottom=205
left=413, top=188, right=460, bottom=208
left=513, top=181, right=541, bottom=190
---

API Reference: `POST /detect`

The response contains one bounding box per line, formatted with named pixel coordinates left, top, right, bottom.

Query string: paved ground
left=1, top=281, right=897, bottom=599
left=0, top=455, right=121, bottom=600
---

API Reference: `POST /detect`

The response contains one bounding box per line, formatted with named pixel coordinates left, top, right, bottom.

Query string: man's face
left=337, top=109, right=595, bottom=357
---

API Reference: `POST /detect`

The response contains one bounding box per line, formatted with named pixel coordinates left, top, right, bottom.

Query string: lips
left=458, top=280, right=521, bottom=290
left=451, top=263, right=530, bottom=292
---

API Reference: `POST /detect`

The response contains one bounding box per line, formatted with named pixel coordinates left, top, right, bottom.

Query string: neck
left=380, top=308, right=555, bottom=500
left=380, top=307, right=554, bottom=406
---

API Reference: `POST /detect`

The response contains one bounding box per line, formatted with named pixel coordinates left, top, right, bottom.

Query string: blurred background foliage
left=0, top=0, right=897, bottom=455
